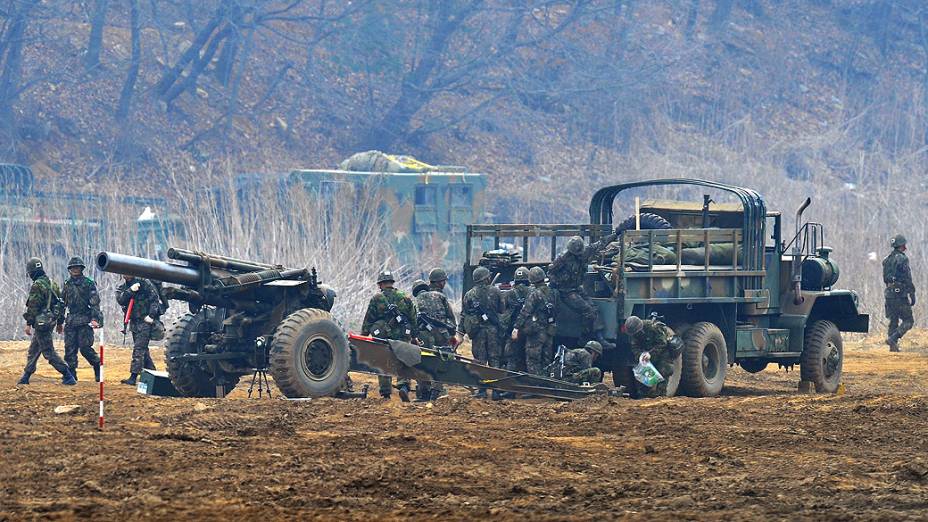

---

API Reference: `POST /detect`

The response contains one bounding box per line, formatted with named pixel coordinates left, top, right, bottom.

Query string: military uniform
left=514, top=271, right=558, bottom=376
left=883, top=235, right=915, bottom=352
left=562, top=347, right=603, bottom=384
left=362, top=282, right=418, bottom=397
left=460, top=269, right=504, bottom=368
left=19, top=258, right=74, bottom=385
left=116, top=277, right=162, bottom=381
left=548, top=234, right=616, bottom=344
left=626, top=317, right=681, bottom=397
left=415, top=281, right=456, bottom=400
left=500, top=276, right=532, bottom=372
left=62, top=259, right=103, bottom=379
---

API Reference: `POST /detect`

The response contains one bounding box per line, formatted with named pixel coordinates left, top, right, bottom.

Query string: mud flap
left=389, top=340, right=422, bottom=367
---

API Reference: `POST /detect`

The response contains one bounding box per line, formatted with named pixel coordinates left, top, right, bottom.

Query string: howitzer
left=96, top=249, right=348, bottom=399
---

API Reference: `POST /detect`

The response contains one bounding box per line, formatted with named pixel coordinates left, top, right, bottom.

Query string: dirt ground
left=1, top=332, right=927, bottom=521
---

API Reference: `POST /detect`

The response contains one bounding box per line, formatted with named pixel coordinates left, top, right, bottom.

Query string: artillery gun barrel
left=167, top=247, right=276, bottom=272
left=96, top=251, right=201, bottom=286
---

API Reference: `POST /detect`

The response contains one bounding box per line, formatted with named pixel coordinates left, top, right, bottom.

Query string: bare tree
left=115, top=0, right=141, bottom=123
left=0, top=0, right=40, bottom=152
left=84, top=0, right=108, bottom=72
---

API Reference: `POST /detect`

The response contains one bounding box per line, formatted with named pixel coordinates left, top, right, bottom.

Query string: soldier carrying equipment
left=362, top=269, right=418, bottom=400
left=459, top=265, right=503, bottom=398
left=18, top=257, right=76, bottom=386
left=62, top=256, right=103, bottom=381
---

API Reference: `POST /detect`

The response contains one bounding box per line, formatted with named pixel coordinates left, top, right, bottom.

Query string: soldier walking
left=62, top=257, right=102, bottom=381
left=414, top=269, right=458, bottom=401
left=547, top=233, right=616, bottom=349
left=116, top=275, right=162, bottom=385
left=511, top=266, right=558, bottom=376
left=18, top=257, right=76, bottom=385
left=458, top=266, right=503, bottom=398
left=622, top=315, right=683, bottom=397
left=883, top=234, right=915, bottom=352
left=501, top=267, right=532, bottom=372
left=361, top=270, right=418, bottom=401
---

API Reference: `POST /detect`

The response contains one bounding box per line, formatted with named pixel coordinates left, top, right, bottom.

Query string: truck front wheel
left=680, top=322, right=728, bottom=397
left=269, top=308, right=350, bottom=398
left=800, top=320, right=843, bottom=393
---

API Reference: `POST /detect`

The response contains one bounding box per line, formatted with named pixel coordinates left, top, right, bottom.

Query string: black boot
left=121, top=373, right=138, bottom=386
left=16, top=373, right=30, bottom=385
left=397, top=383, right=411, bottom=403
left=92, top=363, right=101, bottom=383
left=69, top=367, right=78, bottom=382
left=62, top=370, right=77, bottom=386
left=595, top=332, right=616, bottom=351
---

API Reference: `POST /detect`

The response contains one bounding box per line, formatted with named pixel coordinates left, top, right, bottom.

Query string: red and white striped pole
left=98, top=329, right=105, bottom=430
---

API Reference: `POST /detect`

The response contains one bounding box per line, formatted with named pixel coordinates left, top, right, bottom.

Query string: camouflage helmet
left=472, top=266, right=491, bottom=283
left=377, top=270, right=395, bottom=284
left=891, top=234, right=907, bottom=248
left=528, top=266, right=546, bottom=284
left=25, top=257, right=43, bottom=277
left=623, top=315, right=643, bottom=335
left=584, top=340, right=603, bottom=355
left=567, top=236, right=584, bottom=255
left=428, top=268, right=447, bottom=283
left=514, top=267, right=530, bottom=282
left=67, top=256, right=86, bottom=269
left=412, top=279, right=430, bottom=296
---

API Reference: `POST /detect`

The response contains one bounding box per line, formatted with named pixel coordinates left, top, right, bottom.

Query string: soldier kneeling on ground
left=561, top=341, right=604, bottom=385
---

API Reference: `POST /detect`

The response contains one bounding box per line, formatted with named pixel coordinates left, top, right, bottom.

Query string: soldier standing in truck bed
left=883, top=234, right=915, bottom=352
left=547, top=233, right=616, bottom=349
left=458, top=266, right=503, bottom=398
left=116, top=275, right=162, bottom=385
left=511, top=266, right=558, bottom=376
left=414, top=269, right=457, bottom=401
left=62, top=256, right=102, bottom=382
left=18, top=257, right=76, bottom=386
left=362, top=270, right=418, bottom=401
left=500, top=267, right=532, bottom=372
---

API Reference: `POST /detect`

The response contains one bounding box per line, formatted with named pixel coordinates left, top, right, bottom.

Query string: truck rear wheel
left=269, top=308, right=349, bottom=398
left=165, top=312, right=239, bottom=397
left=800, top=320, right=843, bottom=393
left=680, top=322, right=728, bottom=397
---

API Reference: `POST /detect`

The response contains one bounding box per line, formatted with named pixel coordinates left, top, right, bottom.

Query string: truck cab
left=463, top=179, right=868, bottom=397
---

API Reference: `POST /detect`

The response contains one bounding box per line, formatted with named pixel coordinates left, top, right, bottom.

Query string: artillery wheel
left=269, top=308, right=349, bottom=398
left=739, top=359, right=768, bottom=374
left=165, top=312, right=239, bottom=397
left=680, top=321, right=728, bottom=397
left=800, top=320, right=843, bottom=393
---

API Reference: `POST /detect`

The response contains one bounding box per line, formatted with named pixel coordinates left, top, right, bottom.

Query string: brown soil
left=1, top=333, right=927, bottom=520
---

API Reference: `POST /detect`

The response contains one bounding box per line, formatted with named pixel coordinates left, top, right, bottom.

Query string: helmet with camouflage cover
left=584, top=340, right=603, bottom=356
left=377, top=270, right=395, bottom=284
left=567, top=236, right=584, bottom=255
left=891, top=234, right=907, bottom=249
left=514, top=267, right=530, bottom=282
left=26, top=257, right=43, bottom=278
left=67, top=256, right=86, bottom=269
left=412, top=279, right=430, bottom=296
left=428, top=268, right=447, bottom=283
left=623, top=315, right=643, bottom=335
left=528, top=266, right=546, bottom=284
left=472, top=266, right=491, bottom=283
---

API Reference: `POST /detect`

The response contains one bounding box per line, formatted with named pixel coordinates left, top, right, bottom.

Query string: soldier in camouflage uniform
left=561, top=340, right=604, bottom=384
left=18, top=257, right=76, bottom=385
left=116, top=275, right=162, bottom=385
left=414, top=269, right=458, bottom=401
left=458, top=266, right=503, bottom=398
left=623, top=315, right=683, bottom=398
left=500, top=267, right=532, bottom=372
left=548, top=234, right=617, bottom=348
left=62, top=257, right=102, bottom=381
left=512, top=266, right=558, bottom=376
left=361, top=270, right=418, bottom=400
left=883, top=234, right=915, bottom=352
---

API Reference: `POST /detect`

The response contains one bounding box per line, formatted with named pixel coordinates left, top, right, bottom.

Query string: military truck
left=463, top=179, right=869, bottom=397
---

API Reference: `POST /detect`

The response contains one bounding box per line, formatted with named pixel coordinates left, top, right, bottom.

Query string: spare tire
left=615, top=213, right=672, bottom=235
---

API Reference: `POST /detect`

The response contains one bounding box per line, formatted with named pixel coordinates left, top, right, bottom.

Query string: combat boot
left=69, top=367, right=78, bottom=382
left=472, top=388, right=488, bottom=399
left=121, top=373, right=138, bottom=386
left=16, top=373, right=30, bottom=385
left=92, top=363, right=101, bottom=382
left=595, top=332, right=616, bottom=352
left=887, top=335, right=900, bottom=352
left=397, top=383, right=411, bottom=403
left=62, top=371, right=77, bottom=386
